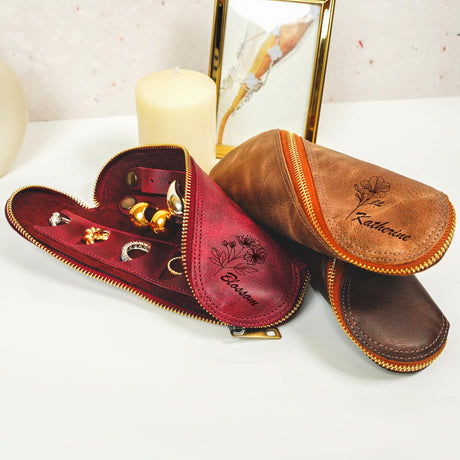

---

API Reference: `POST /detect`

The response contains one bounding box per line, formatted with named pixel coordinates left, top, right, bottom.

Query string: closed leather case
left=305, top=247, right=449, bottom=372
left=5, top=145, right=309, bottom=329
left=210, top=129, right=455, bottom=275
left=210, top=129, right=452, bottom=370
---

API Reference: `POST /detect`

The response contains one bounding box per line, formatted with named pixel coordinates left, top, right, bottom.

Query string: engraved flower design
left=236, top=235, right=258, bottom=249
left=358, top=176, right=390, bottom=199
left=244, top=246, right=267, bottom=265
left=346, top=176, right=391, bottom=220
left=210, top=235, right=267, bottom=276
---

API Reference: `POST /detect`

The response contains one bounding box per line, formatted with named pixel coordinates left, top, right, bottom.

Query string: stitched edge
left=190, top=165, right=301, bottom=324
left=305, top=141, right=448, bottom=262
left=340, top=267, right=448, bottom=360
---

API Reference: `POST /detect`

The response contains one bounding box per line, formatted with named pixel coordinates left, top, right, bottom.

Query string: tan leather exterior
left=210, top=130, right=336, bottom=257
left=210, top=129, right=455, bottom=272
left=303, top=139, right=450, bottom=264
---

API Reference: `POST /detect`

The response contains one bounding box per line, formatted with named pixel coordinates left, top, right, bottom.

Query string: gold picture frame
left=209, top=0, right=335, bottom=157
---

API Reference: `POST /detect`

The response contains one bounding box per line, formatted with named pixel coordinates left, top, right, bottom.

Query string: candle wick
left=174, top=67, right=179, bottom=78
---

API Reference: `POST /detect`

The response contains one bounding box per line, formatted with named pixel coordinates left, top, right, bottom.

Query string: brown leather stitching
left=340, top=267, right=448, bottom=360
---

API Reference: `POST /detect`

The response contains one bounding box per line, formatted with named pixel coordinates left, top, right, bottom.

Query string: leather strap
left=127, top=167, right=185, bottom=195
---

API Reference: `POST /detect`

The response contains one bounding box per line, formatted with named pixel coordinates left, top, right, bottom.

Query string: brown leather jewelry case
left=305, top=247, right=449, bottom=372
left=210, top=129, right=455, bottom=371
left=5, top=145, right=309, bottom=335
left=210, top=129, right=455, bottom=276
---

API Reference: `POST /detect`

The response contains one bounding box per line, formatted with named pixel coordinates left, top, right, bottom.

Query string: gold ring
left=82, top=227, right=110, bottom=245
left=167, top=256, right=183, bottom=276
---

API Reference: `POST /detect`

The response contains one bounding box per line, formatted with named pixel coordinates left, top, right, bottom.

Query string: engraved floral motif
left=209, top=235, right=266, bottom=276
left=244, top=246, right=267, bottom=265
left=346, top=176, right=390, bottom=220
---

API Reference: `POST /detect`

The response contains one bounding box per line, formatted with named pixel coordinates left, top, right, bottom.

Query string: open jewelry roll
left=5, top=144, right=309, bottom=330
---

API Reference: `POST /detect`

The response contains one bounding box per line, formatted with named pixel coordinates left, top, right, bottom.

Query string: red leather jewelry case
left=5, top=145, right=309, bottom=331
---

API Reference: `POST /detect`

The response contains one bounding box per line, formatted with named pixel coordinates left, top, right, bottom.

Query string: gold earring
left=129, top=202, right=157, bottom=229
left=150, top=209, right=174, bottom=236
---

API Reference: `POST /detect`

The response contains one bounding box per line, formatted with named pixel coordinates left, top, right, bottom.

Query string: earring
left=166, top=180, right=183, bottom=217
left=150, top=209, right=174, bottom=235
left=128, top=180, right=184, bottom=238
left=129, top=202, right=158, bottom=229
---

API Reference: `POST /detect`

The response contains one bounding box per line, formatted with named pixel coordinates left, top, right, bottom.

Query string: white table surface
left=1, top=97, right=459, bottom=460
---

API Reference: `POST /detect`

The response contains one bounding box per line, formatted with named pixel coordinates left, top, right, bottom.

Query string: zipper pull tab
left=228, top=326, right=281, bottom=340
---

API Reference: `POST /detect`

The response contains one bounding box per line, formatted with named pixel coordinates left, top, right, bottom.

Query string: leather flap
left=298, top=136, right=455, bottom=274
left=182, top=152, right=309, bottom=327
left=210, top=129, right=455, bottom=275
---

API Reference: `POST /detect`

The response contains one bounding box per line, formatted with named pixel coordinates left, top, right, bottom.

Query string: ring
left=49, top=212, right=71, bottom=226
left=82, top=227, right=110, bottom=245
left=120, top=241, right=151, bottom=262
left=167, top=256, right=184, bottom=276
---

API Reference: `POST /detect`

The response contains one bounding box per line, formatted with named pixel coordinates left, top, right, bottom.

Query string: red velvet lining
left=7, top=147, right=214, bottom=321
left=7, top=145, right=310, bottom=326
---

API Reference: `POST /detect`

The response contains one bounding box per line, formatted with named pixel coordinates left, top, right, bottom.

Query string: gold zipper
left=6, top=182, right=220, bottom=327
left=283, top=131, right=456, bottom=276
left=326, top=258, right=446, bottom=372
left=7, top=144, right=309, bottom=333
left=179, top=149, right=310, bottom=329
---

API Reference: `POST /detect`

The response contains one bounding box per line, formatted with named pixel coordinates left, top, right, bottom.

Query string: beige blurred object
left=0, top=59, right=28, bottom=177
left=135, top=69, right=217, bottom=173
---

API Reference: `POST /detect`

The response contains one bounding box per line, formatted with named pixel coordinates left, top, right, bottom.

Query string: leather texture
left=210, top=129, right=455, bottom=274
left=303, top=247, right=449, bottom=371
left=183, top=153, right=309, bottom=327
left=5, top=145, right=309, bottom=328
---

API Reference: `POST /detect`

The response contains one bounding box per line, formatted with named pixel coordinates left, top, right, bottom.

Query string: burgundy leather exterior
left=183, top=155, right=309, bottom=327
left=5, top=146, right=309, bottom=328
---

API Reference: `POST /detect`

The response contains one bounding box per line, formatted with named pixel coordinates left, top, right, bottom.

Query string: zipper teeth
left=272, top=271, right=310, bottom=327
left=285, top=132, right=456, bottom=276
left=326, top=259, right=445, bottom=372
left=179, top=151, right=219, bottom=322
left=7, top=146, right=308, bottom=330
left=180, top=151, right=310, bottom=328
left=5, top=184, right=220, bottom=326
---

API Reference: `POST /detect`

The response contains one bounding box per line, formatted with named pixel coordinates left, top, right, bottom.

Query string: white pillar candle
left=0, top=59, right=28, bottom=178
left=135, top=68, right=217, bottom=173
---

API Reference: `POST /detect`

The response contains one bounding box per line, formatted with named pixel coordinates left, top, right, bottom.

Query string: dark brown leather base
left=303, top=247, right=449, bottom=372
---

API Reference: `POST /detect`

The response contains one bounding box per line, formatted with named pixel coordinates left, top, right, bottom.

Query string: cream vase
left=0, top=59, right=28, bottom=177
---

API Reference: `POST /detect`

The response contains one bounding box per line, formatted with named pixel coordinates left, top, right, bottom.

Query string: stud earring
left=150, top=180, right=184, bottom=235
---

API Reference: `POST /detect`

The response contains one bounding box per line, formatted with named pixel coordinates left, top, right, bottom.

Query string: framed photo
left=209, top=0, right=335, bottom=157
